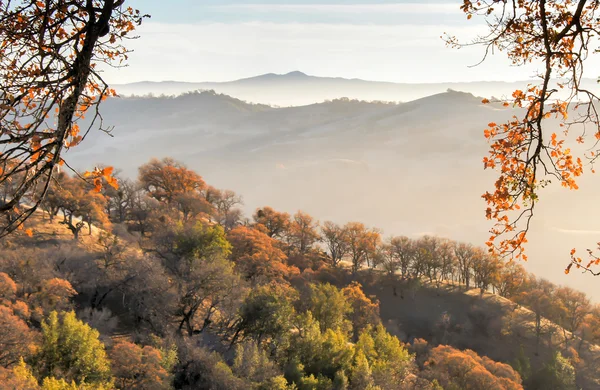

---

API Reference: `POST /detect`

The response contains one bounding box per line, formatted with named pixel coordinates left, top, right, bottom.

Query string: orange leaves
left=84, top=166, right=119, bottom=192
left=452, top=1, right=600, bottom=274
left=102, top=166, right=114, bottom=176
left=481, top=86, right=586, bottom=261
left=0, top=1, right=146, bottom=237
left=512, top=90, right=525, bottom=100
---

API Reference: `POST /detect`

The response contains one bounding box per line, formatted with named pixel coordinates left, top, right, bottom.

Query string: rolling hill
left=64, top=88, right=600, bottom=299
left=110, top=71, right=600, bottom=107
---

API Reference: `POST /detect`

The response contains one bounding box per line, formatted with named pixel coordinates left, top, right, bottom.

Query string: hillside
left=62, top=89, right=600, bottom=299
left=110, top=71, right=600, bottom=107
left=4, top=210, right=600, bottom=389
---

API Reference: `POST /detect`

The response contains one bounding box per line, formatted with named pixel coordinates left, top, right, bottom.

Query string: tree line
left=0, top=157, right=594, bottom=389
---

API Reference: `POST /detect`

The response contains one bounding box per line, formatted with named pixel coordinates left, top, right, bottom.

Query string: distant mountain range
left=66, top=87, right=600, bottom=298
left=111, top=71, right=600, bottom=106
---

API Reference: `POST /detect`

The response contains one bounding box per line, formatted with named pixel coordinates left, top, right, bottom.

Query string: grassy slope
left=7, top=214, right=600, bottom=386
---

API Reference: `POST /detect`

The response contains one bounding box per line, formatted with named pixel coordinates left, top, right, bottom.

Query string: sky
left=101, top=0, right=563, bottom=84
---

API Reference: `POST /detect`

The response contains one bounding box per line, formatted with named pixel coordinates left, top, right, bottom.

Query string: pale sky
left=102, top=1, right=597, bottom=84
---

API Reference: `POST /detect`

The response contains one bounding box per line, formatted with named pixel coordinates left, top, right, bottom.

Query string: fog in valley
left=67, top=73, right=600, bottom=298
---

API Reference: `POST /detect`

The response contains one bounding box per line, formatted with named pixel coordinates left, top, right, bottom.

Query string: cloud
left=552, top=228, right=600, bottom=235
left=100, top=21, right=540, bottom=84
left=211, top=3, right=459, bottom=14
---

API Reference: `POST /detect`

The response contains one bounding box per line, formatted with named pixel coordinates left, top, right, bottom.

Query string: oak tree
left=0, top=0, right=144, bottom=236
left=452, top=0, right=600, bottom=274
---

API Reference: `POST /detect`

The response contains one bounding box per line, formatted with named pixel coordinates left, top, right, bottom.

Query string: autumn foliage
left=0, top=0, right=145, bottom=236
left=449, top=0, right=600, bottom=274
left=0, top=157, right=599, bottom=388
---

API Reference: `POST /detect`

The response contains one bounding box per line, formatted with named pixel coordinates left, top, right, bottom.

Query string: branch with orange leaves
left=567, top=248, right=600, bottom=276
left=450, top=0, right=600, bottom=272
left=0, top=1, right=147, bottom=237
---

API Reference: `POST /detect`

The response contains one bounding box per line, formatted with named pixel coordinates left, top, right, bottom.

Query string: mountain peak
left=284, top=71, right=308, bottom=77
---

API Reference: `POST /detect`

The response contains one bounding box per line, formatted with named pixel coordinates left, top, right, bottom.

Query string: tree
left=286, top=211, right=320, bottom=256
left=308, top=283, right=352, bottom=334
left=554, top=286, right=591, bottom=341
left=210, top=189, right=244, bottom=231
left=146, top=220, right=238, bottom=335
left=37, top=311, right=113, bottom=387
left=29, top=278, right=77, bottom=319
left=515, top=277, right=559, bottom=354
left=46, top=174, right=109, bottom=239
left=0, top=272, right=17, bottom=301
left=422, top=345, right=522, bottom=390
left=231, top=282, right=297, bottom=347
left=530, top=351, right=577, bottom=390
left=437, top=239, right=456, bottom=286
left=173, top=341, right=248, bottom=390
left=472, top=250, right=501, bottom=295
left=454, top=242, right=477, bottom=289
left=287, top=313, right=354, bottom=383
left=0, top=0, right=144, bottom=236
left=253, top=207, right=290, bottom=239
left=321, top=221, right=350, bottom=268
left=494, top=261, right=527, bottom=299
left=139, top=158, right=206, bottom=204
left=175, top=256, right=240, bottom=336
left=355, top=325, right=414, bottom=388
left=110, top=340, right=172, bottom=390
left=345, top=222, right=380, bottom=273
left=103, top=176, right=135, bottom=223
left=0, top=305, right=36, bottom=368
left=342, top=282, right=380, bottom=339
left=0, top=359, right=40, bottom=390
left=38, top=172, right=69, bottom=222
left=173, top=192, right=213, bottom=223
left=350, top=350, right=374, bottom=390
left=451, top=1, right=600, bottom=271
left=227, top=225, right=295, bottom=283
left=415, top=236, right=444, bottom=283
left=232, top=341, right=279, bottom=385
left=387, top=236, right=415, bottom=280
left=579, top=305, right=600, bottom=350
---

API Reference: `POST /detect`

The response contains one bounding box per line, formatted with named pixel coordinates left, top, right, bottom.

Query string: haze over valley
left=67, top=72, right=600, bottom=298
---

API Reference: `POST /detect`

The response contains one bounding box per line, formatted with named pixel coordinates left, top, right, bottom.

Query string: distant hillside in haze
left=110, top=71, right=600, bottom=106
left=65, top=89, right=600, bottom=299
